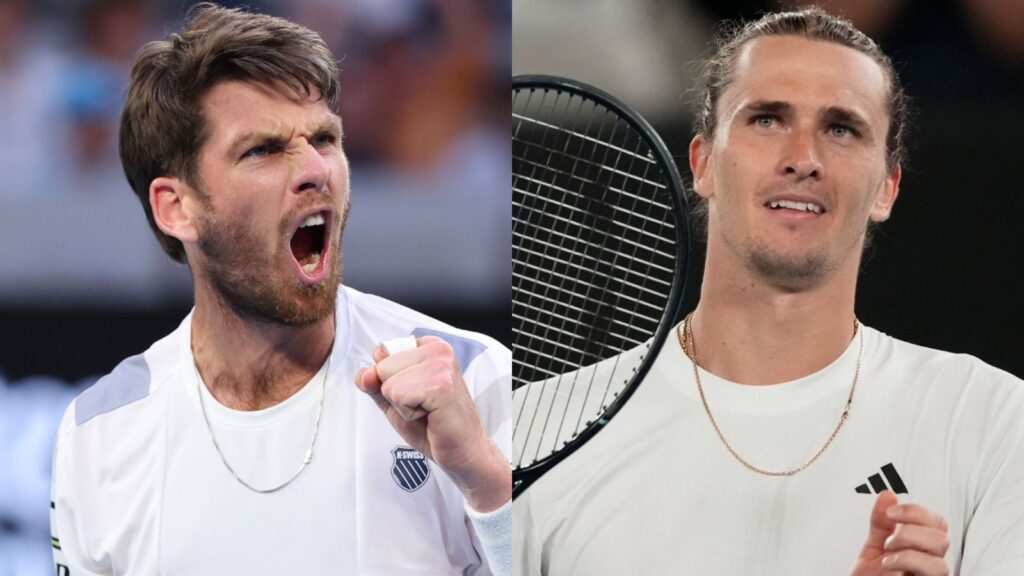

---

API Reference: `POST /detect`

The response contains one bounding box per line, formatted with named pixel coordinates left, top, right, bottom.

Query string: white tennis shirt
left=514, top=325, right=1024, bottom=575
left=51, top=285, right=511, bottom=575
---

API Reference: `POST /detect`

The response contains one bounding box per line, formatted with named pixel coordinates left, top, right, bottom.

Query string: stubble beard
left=744, top=239, right=834, bottom=292
left=732, top=222, right=867, bottom=292
left=195, top=201, right=349, bottom=326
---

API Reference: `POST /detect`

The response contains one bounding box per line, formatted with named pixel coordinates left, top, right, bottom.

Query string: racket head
left=512, top=75, right=690, bottom=497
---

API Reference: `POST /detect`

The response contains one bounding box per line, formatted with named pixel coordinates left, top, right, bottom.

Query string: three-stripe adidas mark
left=855, top=462, right=908, bottom=494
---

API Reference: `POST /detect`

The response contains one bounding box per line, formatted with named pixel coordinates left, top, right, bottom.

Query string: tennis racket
left=512, top=75, right=690, bottom=498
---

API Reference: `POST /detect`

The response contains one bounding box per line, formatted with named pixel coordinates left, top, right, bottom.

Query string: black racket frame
left=512, top=74, right=691, bottom=498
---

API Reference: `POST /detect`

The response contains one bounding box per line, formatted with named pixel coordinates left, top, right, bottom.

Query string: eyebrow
left=227, top=115, right=343, bottom=158
left=741, top=100, right=793, bottom=116
left=821, top=106, right=872, bottom=137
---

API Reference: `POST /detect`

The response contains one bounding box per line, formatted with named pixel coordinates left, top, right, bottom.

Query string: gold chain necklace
left=676, top=312, right=862, bottom=476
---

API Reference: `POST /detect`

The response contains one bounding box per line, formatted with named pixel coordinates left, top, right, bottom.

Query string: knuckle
left=428, top=338, right=455, bottom=358
left=390, top=387, right=411, bottom=407
left=380, top=380, right=400, bottom=401
left=443, top=356, right=459, bottom=374
left=431, top=372, right=455, bottom=391
left=428, top=356, right=457, bottom=376
left=938, top=533, right=950, bottom=553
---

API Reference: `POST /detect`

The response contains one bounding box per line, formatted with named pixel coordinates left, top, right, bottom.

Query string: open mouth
left=765, top=199, right=825, bottom=215
left=290, top=212, right=329, bottom=278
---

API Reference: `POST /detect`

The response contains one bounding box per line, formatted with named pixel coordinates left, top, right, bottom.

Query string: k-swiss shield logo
left=391, top=446, right=430, bottom=492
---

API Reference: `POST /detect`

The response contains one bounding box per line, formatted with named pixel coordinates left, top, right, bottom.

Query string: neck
left=191, top=282, right=335, bottom=411
left=691, top=239, right=860, bottom=385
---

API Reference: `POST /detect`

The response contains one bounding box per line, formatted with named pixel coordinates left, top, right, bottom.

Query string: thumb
left=354, top=366, right=390, bottom=412
left=862, top=490, right=899, bottom=554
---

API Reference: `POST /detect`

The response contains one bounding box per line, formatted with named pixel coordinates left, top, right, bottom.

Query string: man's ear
left=689, top=134, right=714, bottom=200
left=870, top=164, right=901, bottom=222
left=150, top=177, right=200, bottom=245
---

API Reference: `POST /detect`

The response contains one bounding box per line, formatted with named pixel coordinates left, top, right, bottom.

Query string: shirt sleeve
left=958, top=377, right=1024, bottom=575
left=51, top=407, right=107, bottom=576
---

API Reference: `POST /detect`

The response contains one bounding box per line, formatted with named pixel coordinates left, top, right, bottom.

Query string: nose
left=780, top=129, right=823, bottom=180
left=292, top=138, right=331, bottom=194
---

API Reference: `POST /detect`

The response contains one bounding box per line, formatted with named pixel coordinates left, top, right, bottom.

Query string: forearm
left=448, top=436, right=511, bottom=513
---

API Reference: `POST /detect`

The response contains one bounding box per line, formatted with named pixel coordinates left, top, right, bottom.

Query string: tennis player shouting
left=514, top=8, right=1023, bottom=575
left=50, top=4, right=510, bottom=574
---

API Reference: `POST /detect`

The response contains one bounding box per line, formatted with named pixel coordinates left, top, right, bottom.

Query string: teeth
left=769, top=200, right=822, bottom=214
left=300, top=213, right=325, bottom=228
left=301, top=253, right=321, bottom=273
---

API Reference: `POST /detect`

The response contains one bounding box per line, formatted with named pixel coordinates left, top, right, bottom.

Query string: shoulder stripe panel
left=412, top=327, right=488, bottom=373
left=477, top=372, right=512, bottom=429
left=75, top=353, right=151, bottom=425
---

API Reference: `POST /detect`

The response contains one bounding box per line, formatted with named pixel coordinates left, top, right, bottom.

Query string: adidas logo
left=855, top=463, right=908, bottom=494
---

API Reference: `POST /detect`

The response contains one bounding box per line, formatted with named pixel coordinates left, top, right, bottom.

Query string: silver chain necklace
left=194, top=353, right=331, bottom=493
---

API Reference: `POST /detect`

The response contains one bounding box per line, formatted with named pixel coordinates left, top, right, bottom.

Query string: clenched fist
left=355, top=335, right=511, bottom=512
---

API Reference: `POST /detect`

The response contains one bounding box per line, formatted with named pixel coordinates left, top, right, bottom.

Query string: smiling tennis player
left=513, top=8, right=1024, bottom=575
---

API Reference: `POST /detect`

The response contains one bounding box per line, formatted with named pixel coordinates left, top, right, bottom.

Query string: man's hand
left=354, top=336, right=511, bottom=512
left=852, top=491, right=950, bottom=576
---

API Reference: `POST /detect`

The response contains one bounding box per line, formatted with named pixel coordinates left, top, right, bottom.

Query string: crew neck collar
left=179, top=286, right=354, bottom=427
left=660, top=323, right=875, bottom=415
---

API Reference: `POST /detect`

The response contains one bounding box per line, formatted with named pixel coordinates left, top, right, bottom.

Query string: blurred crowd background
left=2, top=0, right=1023, bottom=573
left=0, top=0, right=509, bottom=572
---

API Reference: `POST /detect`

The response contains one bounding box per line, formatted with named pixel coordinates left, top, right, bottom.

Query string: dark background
left=515, top=0, right=1023, bottom=379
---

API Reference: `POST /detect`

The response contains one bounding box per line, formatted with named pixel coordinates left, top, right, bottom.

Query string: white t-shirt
left=51, top=285, right=511, bottom=575
left=514, top=325, right=1024, bottom=575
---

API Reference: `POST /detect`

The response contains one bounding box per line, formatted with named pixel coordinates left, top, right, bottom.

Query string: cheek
left=841, top=162, right=888, bottom=214
left=334, top=154, right=351, bottom=198
left=710, top=150, right=755, bottom=206
left=219, top=196, right=281, bottom=246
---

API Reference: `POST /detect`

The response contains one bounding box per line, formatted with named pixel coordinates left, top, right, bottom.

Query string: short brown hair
left=691, top=7, right=910, bottom=240
left=119, top=3, right=339, bottom=262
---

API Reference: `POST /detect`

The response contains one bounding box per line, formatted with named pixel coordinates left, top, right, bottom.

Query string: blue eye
left=830, top=125, right=855, bottom=138
left=243, top=144, right=270, bottom=158
left=755, top=115, right=776, bottom=128
left=314, top=133, right=338, bottom=147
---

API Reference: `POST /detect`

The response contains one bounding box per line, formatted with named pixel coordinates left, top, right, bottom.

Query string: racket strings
left=540, top=99, right=631, bottom=458
left=514, top=92, right=669, bottom=465
left=561, top=112, right=666, bottom=448
left=515, top=90, right=612, bottom=460
left=512, top=86, right=585, bottom=445
left=512, top=86, right=679, bottom=469
left=512, top=103, right=672, bottom=372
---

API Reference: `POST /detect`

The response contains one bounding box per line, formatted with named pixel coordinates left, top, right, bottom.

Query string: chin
left=279, top=270, right=342, bottom=326
left=208, top=263, right=341, bottom=327
left=745, top=245, right=835, bottom=292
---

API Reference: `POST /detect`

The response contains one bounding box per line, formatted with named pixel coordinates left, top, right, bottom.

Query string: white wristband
left=465, top=498, right=512, bottom=576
